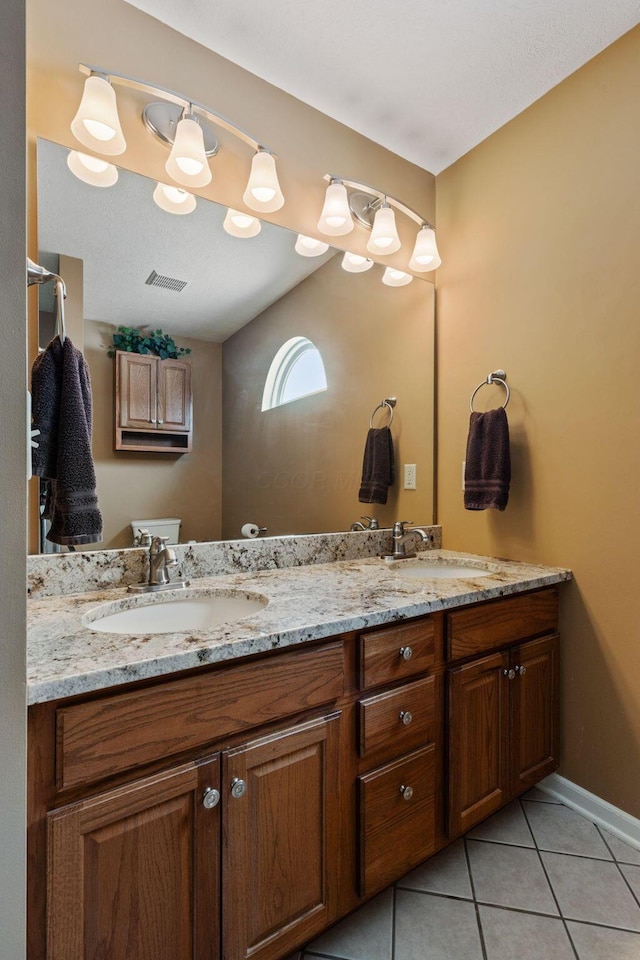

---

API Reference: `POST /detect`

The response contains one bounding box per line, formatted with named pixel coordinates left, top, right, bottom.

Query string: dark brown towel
left=31, top=335, right=103, bottom=545
left=359, top=427, right=395, bottom=505
left=464, top=407, right=511, bottom=511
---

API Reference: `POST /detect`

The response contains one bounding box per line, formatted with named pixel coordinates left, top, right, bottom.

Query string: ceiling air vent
left=145, top=270, right=188, bottom=293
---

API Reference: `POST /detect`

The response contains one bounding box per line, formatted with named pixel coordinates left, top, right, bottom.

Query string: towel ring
left=370, top=397, right=396, bottom=428
left=470, top=371, right=510, bottom=413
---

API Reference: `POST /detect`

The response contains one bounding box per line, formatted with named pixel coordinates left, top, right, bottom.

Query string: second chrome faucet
left=381, top=521, right=432, bottom=561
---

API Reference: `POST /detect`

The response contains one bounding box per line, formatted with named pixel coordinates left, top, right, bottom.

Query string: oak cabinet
left=115, top=350, right=192, bottom=452
left=448, top=631, right=559, bottom=838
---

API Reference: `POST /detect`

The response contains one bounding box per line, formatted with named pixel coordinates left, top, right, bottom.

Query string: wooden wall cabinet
left=115, top=350, right=192, bottom=452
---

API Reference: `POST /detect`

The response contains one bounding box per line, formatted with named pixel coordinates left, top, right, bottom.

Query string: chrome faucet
left=128, top=535, right=185, bottom=593
left=350, top=516, right=380, bottom=531
left=381, top=521, right=432, bottom=561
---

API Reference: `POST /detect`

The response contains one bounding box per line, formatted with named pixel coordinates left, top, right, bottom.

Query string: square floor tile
left=567, top=920, right=640, bottom=959
left=522, top=786, right=561, bottom=803
left=395, top=890, right=483, bottom=960
left=479, top=905, right=575, bottom=960
left=620, top=863, right=640, bottom=902
left=397, top=839, right=472, bottom=899
left=468, top=800, right=534, bottom=847
left=601, top=831, right=640, bottom=865
left=541, top=852, right=640, bottom=931
left=467, top=839, right=558, bottom=914
left=523, top=801, right=613, bottom=859
left=305, top=889, right=393, bottom=960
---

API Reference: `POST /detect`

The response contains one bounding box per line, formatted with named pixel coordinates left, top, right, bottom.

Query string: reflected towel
left=464, top=407, right=511, bottom=511
left=359, top=427, right=395, bottom=505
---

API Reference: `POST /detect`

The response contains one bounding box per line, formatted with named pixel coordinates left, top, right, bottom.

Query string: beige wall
left=222, top=256, right=434, bottom=538
left=436, top=26, right=640, bottom=816
left=84, top=325, right=222, bottom=548
left=0, top=0, right=27, bottom=953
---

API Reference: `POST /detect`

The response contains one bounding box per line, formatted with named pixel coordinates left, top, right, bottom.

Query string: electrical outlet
left=404, top=464, right=417, bottom=490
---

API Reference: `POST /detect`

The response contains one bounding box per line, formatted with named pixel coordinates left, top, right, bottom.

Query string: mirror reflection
left=35, top=138, right=435, bottom=552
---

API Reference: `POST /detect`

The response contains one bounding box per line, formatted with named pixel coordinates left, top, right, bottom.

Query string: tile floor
left=303, top=788, right=640, bottom=960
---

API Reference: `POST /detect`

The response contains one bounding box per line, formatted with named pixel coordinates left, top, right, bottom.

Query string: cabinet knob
left=158, top=419, right=164, bottom=425
left=230, top=777, right=247, bottom=799
left=399, top=784, right=414, bottom=801
left=150, top=418, right=157, bottom=424
left=202, top=787, right=220, bottom=809
left=515, top=665, right=527, bottom=677
left=503, top=668, right=516, bottom=680
left=399, top=710, right=413, bottom=726
left=399, top=646, right=413, bottom=661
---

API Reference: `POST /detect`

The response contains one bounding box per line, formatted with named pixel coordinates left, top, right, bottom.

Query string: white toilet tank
left=131, top=517, right=182, bottom=544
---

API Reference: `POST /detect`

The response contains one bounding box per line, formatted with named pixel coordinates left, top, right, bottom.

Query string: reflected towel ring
left=470, top=371, right=509, bottom=413
left=370, top=397, right=396, bottom=429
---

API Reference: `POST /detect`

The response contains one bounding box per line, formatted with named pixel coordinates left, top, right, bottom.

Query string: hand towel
left=359, top=427, right=395, bottom=505
left=464, top=407, right=511, bottom=511
left=31, top=335, right=103, bottom=545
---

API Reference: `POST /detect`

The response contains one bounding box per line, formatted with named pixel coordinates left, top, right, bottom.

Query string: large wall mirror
left=33, top=138, right=435, bottom=553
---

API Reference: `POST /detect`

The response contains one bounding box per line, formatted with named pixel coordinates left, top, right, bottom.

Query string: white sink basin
left=387, top=558, right=500, bottom=580
left=85, top=590, right=268, bottom=635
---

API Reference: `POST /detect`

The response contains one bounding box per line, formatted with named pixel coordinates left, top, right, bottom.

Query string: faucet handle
left=393, top=520, right=413, bottom=536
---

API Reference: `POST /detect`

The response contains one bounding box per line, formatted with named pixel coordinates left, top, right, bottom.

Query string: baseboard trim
left=537, top=773, right=640, bottom=851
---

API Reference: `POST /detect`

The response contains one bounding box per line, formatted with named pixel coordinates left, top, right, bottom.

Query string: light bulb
left=70, top=75, right=126, bottom=155
left=317, top=181, right=354, bottom=236
left=295, top=234, right=330, bottom=257
left=367, top=203, right=401, bottom=255
left=243, top=150, right=284, bottom=213
left=153, top=182, right=197, bottom=215
left=165, top=113, right=212, bottom=188
left=341, top=252, right=374, bottom=273
left=66, top=150, right=118, bottom=187
left=382, top=267, right=413, bottom=287
left=223, top=208, right=262, bottom=238
left=409, top=225, right=441, bottom=271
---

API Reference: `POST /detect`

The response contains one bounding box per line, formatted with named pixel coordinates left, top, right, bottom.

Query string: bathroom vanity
left=26, top=547, right=569, bottom=960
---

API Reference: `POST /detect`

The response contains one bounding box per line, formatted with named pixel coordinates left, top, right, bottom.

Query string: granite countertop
left=27, top=550, right=571, bottom=705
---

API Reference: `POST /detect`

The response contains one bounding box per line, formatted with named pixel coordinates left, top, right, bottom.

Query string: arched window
left=261, top=337, right=327, bottom=411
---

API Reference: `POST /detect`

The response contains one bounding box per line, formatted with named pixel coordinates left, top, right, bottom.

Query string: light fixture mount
left=142, top=102, right=219, bottom=157
left=323, top=174, right=432, bottom=231
left=348, top=192, right=385, bottom=230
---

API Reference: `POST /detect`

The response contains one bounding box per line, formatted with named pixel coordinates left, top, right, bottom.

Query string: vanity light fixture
left=409, top=225, right=441, bottom=271
left=153, top=182, right=197, bottom=215
left=382, top=267, right=413, bottom=287
left=341, top=251, right=374, bottom=273
left=367, top=203, right=401, bottom=255
left=317, top=180, right=355, bottom=236
left=223, top=208, right=262, bottom=238
left=294, top=234, right=330, bottom=257
left=66, top=150, right=119, bottom=188
left=70, top=64, right=284, bottom=208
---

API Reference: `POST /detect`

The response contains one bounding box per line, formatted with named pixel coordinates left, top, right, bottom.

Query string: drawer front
left=447, top=588, right=559, bottom=661
left=359, top=619, right=435, bottom=690
left=358, top=744, right=435, bottom=896
left=56, top=642, right=344, bottom=790
left=358, top=676, right=434, bottom=763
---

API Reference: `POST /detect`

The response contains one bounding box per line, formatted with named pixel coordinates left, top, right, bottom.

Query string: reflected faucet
left=381, top=521, right=432, bottom=560
left=350, top=516, right=380, bottom=531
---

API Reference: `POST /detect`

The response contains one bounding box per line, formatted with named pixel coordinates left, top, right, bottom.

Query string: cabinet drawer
left=56, top=642, right=344, bottom=790
left=359, top=619, right=435, bottom=690
left=447, top=588, right=558, bottom=661
left=358, top=744, right=435, bottom=896
left=358, top=676, right=434, bottom=763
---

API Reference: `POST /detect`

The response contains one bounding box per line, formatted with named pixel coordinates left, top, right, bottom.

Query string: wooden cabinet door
left=117, top=352, right=157, bottom=429
left=448, top=651, right=510, bottom=837
left=510, top=634, right=560, bottom=796
left=158, top=358, right=192, bottom=432
left=222, top=714, right=341, bottom=960
left=47, top=756, right=220, bottom=960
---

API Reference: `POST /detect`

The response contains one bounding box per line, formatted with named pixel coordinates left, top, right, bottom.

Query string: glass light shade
left=67, top=150, right=118, bottom=188
left=165, top=115, right=212, bottom=188
left=295, top=234, right=330, bottom=257
left=341, top=251, right=374, bottom=273
left=408, top=225, right=441, bottom=271
left=382, top=267, right=413, bottom=287
left=367, top=204, right=401, bottom=255
left=223, top=208, right=262, bottom=238
left=317, top=181, right=354, bottom=236
left=153, top=182, right=197, bottom=215
left=70, top=75, right=127, bottom=155
left=242, top=150, right=284, bottom=213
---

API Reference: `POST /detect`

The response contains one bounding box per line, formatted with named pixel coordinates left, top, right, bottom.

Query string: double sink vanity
left=26, top=530, right=571, bottom=960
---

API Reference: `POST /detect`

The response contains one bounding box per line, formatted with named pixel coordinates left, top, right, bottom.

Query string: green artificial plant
left=108, top=326, right=191, bottom=361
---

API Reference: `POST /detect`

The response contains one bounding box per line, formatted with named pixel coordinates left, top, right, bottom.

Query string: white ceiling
left=37, top=140, right=335, bottom=342
left=125, top=0, right=640, bottom=173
